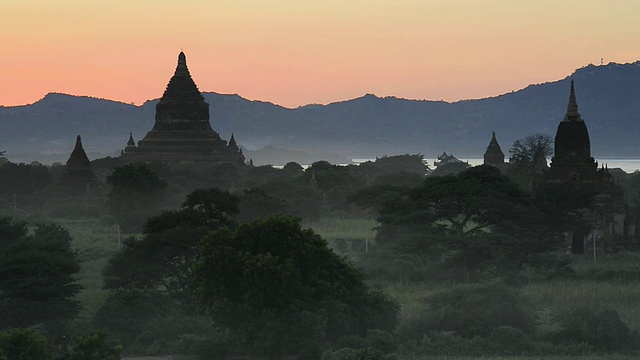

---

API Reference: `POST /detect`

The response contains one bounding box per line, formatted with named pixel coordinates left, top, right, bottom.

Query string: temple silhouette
left=544, top=80, right=627, bottom=253
left=55, top=135, right=101, bottom=199
left=121, top=52, right=245, bottom=165
left=483, top=131, right=505, bottom=168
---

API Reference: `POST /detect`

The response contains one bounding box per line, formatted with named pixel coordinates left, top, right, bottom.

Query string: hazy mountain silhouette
left=2, top=61, right=640, bottom=163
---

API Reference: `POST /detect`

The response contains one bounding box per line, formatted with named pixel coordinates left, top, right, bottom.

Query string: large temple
left=121, top=52, right=245, bottom=165
left=545, top=80, right=627, bottom=253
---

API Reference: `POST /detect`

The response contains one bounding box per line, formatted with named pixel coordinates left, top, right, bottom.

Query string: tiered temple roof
left=121, top=52, right=244, bottom=165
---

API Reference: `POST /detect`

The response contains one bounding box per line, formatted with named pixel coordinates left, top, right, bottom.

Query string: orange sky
left=2, top=0, right=640, bottom=108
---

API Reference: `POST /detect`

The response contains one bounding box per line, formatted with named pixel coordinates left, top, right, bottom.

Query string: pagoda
left=483, top=131, right=505, bottom=167
left=547, top=80, right=598, bottom=184
left=121, top=52, right=245, bottom=165
left=54, top=135, right=102, bottom=199
left=57, top=135, right=98, bottom=198
left=544, top=80, right=626, bottom=253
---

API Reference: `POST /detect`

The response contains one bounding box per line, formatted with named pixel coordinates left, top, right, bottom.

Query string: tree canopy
left=0, top=219, right=82, bottom=334
left=370, top=165, right=559, bottom=279
left=195, top=215, right=398, bottom=358
left=106, top=164, right=167, bottom=231
left=103, top=188, right=239, bottom=304
left=508, top=133, right=553, bottom=189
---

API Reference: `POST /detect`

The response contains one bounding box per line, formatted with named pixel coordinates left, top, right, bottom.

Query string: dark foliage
left=401, top=282, right=535, bottom=340
left=372, top=165, right=558, bottom=280
left=0, top=162, right=53, bottom=209
left=104, top=188, right=239, bottom=305
left=195, top=215, right=399, bottom=358
left=239, top=188, right=289, bottom=222
left=507, top=133, right=553, bottom=189
left=551, top=306, right=638, bottom=352
left=533, top=182, right=597, bottom=234
left=0, top=220, right=81, bottom=334
left=67, top=330, right=122, bottom=360
left=0, top=328, right=54, bottom=360
left=106, top=164, right=167, bottom=231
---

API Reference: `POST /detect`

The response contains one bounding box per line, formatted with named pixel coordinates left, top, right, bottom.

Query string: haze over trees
left=2, top=145, right=640, bottom=358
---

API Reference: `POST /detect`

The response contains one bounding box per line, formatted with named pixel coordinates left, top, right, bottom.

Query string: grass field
left=302, top=217, right=377, bottom=241
left=53, top=218, right=134, bottom=318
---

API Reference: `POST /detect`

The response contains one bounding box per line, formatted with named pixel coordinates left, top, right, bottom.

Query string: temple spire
left=66, top=135, right=91, bottom=168
left=127, top=133, right=135, bottom=146
left=228, top=133, right=240, bottom=152
left=175, top=51, right=189, bottom=77
left=483, top=131, right=505, bottom=166
left=564, top=79, right=582, bottom=122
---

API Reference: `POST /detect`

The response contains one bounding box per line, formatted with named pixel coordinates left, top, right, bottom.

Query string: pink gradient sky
left=2, top=0, right=640, bottom=108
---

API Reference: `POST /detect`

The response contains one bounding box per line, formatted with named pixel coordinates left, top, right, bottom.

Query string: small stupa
left=55, top=135, right=101, bottom=199
left=483, top=131, right=505, bottom=167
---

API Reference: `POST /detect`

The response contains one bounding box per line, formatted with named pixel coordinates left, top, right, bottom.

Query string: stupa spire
left=564, top=79, right=582, bottom=122
left=483, top=131, right=505, bottom=166
left=175, top=51, right=189, bottom=77
left=228, top=133, right=240, bottom=152
left=127, top=133, right=135, bottom=146
left=66, top=135, right=91, bottom=168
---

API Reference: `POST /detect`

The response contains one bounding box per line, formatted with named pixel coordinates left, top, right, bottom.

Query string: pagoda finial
left=228, top=133, right=239, bottom=151
left=127, top=132, right=136, bottom=146
left=492, top=131, right=496, bottom=140
left=564, top=79, right=582, bottom=122
left=175, top=51, right=189, bottom=76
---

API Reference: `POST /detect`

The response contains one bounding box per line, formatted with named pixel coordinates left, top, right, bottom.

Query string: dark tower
left=121, top=52, right=244, bottom=164
left=56, top=135, right=99, bottom=198
left=544, top=80, right=627, bottom=254
left=548, top=80, right=598, bottom=184
left=483, top=131, right=505, bottom=167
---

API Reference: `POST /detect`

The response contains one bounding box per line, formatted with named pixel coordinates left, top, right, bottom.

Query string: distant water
left=352, top=158, right=640, bottom=174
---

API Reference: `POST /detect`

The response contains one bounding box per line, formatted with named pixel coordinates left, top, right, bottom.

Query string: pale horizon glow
left=2, top=1, right=640, bottom=108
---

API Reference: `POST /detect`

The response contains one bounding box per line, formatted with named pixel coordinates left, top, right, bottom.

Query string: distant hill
left=2, top=61, right=640, bottom=163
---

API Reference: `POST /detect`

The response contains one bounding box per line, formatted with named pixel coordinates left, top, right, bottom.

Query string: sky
left=2, top=0, right=640, bottom=108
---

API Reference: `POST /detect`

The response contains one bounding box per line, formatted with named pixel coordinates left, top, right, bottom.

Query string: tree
left=239, top=188, right=289, bottom=221
left=374, top=166, right=556, bottom=279
left=0, top=220, right=82, bottom=334
left=99, top=188, right=240, bottom=352
left=103, top=188, right=239, bottom=304
left=0, top=162, right=53, bottom=209
left=106, top=164, right=167, bottom=231
left=0, top=328, right=54, bottom=360
left=507, top=133, right=553, bottom=189
left=195, top=216, right=399, bottom=358
left=68, top=330, right=122, bottom=360
left=532, top=182, right=596, bottom=236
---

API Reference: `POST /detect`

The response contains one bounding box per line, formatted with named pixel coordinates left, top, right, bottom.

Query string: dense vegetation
left=3, top=152, right=640, bottom=359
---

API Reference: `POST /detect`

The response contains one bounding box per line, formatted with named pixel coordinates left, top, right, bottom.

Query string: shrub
left=552, top=306, right=637, bottom=352
left=0, top=328, right=54, bottom=360
left=488, top=326, right=538, bottom=355
left=402, top=282, right=535, bottom=339
left=68, top=330, right=122, bottom=360
left=322, top=347, right=386, bottom=360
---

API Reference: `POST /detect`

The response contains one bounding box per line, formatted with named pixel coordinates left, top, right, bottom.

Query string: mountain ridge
left=2, top=61, right=640, bottom=163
